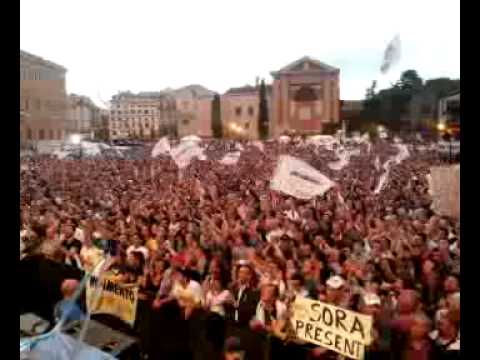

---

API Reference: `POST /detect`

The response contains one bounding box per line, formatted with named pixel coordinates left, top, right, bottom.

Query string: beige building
left=270, top=56, right=340, bottom=136
left=109, top=91, right=174, bottom=140
left=221, top=85, right=272, bottom=139
left=109, top=85, right=215, bottom=140
left=67, top=94, right=100, bottom=139
left=20, top=50, right=68, bottom=146
left=171, top=85, right=215, bottom=138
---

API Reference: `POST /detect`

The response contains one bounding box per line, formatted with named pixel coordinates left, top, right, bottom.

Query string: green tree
left=211, top=93, right=222, bottom=138
left=258, top=79, right=269, bottom=140
left=399, top=70, right=423, bottom=93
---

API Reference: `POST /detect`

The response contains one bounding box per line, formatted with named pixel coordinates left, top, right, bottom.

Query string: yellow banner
left=86, top=275, right=138, bottom=326
left=290, top=297, right=373, bottom=360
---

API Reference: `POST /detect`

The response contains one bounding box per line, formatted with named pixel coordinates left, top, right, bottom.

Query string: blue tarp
left=20, top=332, right=116, bottom=360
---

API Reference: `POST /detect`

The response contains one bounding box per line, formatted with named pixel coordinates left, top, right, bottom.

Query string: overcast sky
left=21, top=0, right=459, bottom=107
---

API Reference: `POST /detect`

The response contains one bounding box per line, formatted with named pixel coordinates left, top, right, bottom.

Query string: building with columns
left=20, top=50, right=68, bottom=146
left=270, top=56, right=340, bottom=136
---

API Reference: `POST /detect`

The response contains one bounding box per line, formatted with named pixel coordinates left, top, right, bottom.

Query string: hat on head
left=363, top=292, right=381, bottom=306
left=326, top=275, right=345, bottom=290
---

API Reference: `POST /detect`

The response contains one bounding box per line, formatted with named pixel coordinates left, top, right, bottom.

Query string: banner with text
left=290, top=296, right=373, bottom=360
left=86, top=275, right=138, bottom=326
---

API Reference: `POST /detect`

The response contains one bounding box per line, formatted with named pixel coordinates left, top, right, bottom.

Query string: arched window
left=294, top=86, right=318, bottom=102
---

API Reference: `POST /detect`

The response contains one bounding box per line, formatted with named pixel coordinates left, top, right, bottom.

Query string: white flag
left=271, top=156, right=335, bottom=200
left=219, top=151, right=241, bottom=166
left=381, top=35, right=401, bottom=74
left=151, top=137, right=171, bottom=157
left=171, top=141, right=206, bottom=169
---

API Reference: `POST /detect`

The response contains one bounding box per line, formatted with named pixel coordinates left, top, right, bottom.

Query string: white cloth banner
left=171, top=141, right=206, bottom=169
left=428, top=165, right=460, bottom=219
left=271, top=156, right=335, bottom=200
left=328, top=148, right=361, bottom=171
left=151, top=137, right=171, bottom=158
left=374, top=144, right=410, bottom=194
left=219, top=151, right=241, bottom=165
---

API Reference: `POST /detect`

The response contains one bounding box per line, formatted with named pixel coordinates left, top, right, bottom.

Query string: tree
left=211, top=94, right=222, bottom=138
left=399, top=70, right=423, bottom=93
left=258, top=79, right=269, bottom=140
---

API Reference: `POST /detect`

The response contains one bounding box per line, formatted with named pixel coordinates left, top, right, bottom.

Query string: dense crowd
left=20, top=136, right=460, bottom=359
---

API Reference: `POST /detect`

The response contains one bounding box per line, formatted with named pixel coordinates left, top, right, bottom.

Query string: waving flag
left=381, top=35, right=401, bottom=74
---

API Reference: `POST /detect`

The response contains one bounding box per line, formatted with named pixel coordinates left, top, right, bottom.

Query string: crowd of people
left=20, top=135, right=460, bottom=359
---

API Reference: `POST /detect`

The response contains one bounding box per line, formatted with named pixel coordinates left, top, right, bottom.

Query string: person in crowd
left=250, top=282, right=287, bottom=335
left=223, top=336, right=245, bottom=360
left=204, top=273, right=234, bottom=317
left=227, top=262, right=259, bottom=326
left=53, top=279, right=85, bottom=324
left=21, top=137, right=460, bottom=359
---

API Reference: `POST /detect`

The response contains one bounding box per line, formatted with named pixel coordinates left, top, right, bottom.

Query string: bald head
left=61, top=279, right=80, bottom=299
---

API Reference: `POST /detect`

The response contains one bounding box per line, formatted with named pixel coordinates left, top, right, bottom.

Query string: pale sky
left=21, top=0, right=459, bottom=107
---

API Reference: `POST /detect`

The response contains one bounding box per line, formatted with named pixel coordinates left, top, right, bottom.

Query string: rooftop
left=20, top=50, right=67, bottom=72
left=271, top=56, right=339, bottom=78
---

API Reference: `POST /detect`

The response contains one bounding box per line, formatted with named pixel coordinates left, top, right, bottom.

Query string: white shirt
left=205, top=290, right=232, bottom=316
left=171, top=280, right=204, bottom=305
left=254, top=300, right=287, bottom=325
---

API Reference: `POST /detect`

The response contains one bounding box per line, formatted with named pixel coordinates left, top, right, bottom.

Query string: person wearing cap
left=226, top=261, right=259, bottom=326
left=322, top=275, right=350, bottom=307
left=53, top=278, right=85, bottom=325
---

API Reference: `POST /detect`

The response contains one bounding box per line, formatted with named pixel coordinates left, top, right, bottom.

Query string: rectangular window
left=235, top=107, right=242, bottom=116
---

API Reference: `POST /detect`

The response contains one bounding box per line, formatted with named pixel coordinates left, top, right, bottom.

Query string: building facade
left=170, top=85, right=215, bottom=138
left=108, top=85, right=215, bottom=140
left=109, top=91, right=174, bottom=140
left=270, top=56, right=340, bottom=136
left=20, top=50, right=68, bottom=146
left=221, top=85, right=273, bottom=139
left=66, top=94, right=100, bottom=139
left=438, top=91, right=460, bottom=124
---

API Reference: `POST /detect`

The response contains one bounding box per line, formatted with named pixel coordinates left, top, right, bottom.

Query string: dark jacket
left=226, top=286, right=260, bottom=327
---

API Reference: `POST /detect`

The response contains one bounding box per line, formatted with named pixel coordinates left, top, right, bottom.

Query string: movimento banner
left=290, top=296, right=373, bottom=360
left=86, top=275, right=138, bottom=326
